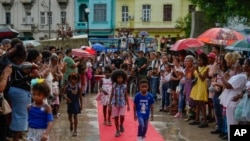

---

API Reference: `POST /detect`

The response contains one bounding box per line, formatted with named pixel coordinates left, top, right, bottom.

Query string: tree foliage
left=175, top=14, right=191, bottom=38
left=189, top=0, right=250, bottom=26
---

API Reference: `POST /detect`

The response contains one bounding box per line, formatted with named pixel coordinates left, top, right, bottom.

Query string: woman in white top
left=159, top=64, right=172, bottom=112
left=219, top=58, right=247, bottom=141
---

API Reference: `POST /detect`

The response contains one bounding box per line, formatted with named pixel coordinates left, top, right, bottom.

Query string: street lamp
left=85, top=8, right=90, bottom=41
left=48, top=0, right=51, bottom=39
left=41, top=0, right=51, bottom=39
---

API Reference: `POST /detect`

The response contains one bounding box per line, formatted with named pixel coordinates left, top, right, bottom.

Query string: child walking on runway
left=108, top=69, right=130, bottom=137
left=64, top=73, right=82, bottom=137
left=134, top=79, right=154, bottom=141
left=99, top=66, right=113, bottom=126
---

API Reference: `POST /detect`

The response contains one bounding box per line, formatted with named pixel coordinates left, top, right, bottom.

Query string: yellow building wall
left=115, top=0, right=192, bottom=38
left=115, top=0, right=134, bottom=32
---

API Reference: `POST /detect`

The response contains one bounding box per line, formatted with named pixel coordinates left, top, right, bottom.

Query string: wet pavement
left=50, top=93, right=224, bottom=141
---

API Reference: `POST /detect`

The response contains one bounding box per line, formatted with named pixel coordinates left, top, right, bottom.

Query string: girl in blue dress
left=27, top=78, right=53, bottom=141
left=64, top=72, right=82, bottom=136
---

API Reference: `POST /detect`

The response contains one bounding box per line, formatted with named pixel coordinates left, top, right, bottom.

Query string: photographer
left=97, top=52, right=111, bottom=68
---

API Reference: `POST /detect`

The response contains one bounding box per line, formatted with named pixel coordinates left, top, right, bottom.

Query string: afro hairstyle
left=111, top=69, right=127, bottom=83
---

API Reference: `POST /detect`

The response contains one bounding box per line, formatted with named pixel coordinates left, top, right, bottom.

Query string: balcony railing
left=117, top=22, right=130, bottom=28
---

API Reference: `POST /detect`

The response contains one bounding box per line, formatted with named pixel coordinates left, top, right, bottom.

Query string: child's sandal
left=103, top=121, right=107, bottom=125
left=107, top=121, right=112, bottom=126
left=72, top=131, right=77, bottom=137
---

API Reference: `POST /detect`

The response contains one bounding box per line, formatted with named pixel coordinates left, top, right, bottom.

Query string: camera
left=0, top=55, right=33, bottom=71
left=146, top=67, right=152, bottom=71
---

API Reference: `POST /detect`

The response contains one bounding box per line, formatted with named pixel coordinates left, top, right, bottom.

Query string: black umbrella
left=0, top=26, right=19, bottom=40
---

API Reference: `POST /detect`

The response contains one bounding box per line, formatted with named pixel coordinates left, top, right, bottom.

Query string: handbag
left=95, top=92, right=103, bottom=101
left=235, top=94, right=250, bottom=122
left=191, top=77, right=197, bottom=87
left=0, top=95, right=12, bottom=115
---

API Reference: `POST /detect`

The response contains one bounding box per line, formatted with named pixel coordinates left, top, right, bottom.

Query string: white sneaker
left=137, top=136, right=143, bottom=141
left=141, top=137, right=145, bottom=141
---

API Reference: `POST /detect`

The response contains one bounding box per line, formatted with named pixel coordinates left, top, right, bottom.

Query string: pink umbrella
left=170, top=38, right=204, bottom=51
left=72, top=48, right=94, bottom=58
left=80, top=46, right=96, bottom=55
left=197, top=27, right=244, bottom=46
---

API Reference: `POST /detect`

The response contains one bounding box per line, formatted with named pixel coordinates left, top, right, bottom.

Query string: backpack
left=86, top=67, right=93, bottom=80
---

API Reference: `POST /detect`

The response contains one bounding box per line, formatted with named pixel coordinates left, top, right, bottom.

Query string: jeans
left=178, top=83, right=185, bottom=112
left=223, top=116, right=228, bottom=133
left=137, top=117, right=149, bottom=137
left=161, top=82, right=170, bottom=109
left=150, top=77, right=159, bottom=100
left=213, top=93, right=223, bottom=132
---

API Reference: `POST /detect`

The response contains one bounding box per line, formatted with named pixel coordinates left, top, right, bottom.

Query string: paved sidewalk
left=50, top=94, right=223, bottom=141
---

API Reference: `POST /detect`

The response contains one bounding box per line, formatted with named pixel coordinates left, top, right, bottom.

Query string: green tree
left=175, top=14, right=191, bottom=38
left=190, top=0, right=250, bottom=26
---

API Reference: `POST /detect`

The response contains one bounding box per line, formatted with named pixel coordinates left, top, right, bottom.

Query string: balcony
left=117, top=22, right=130, bottom=28
left=0, top=0, right=14, bottom=10
left=20, top=0, right=34, bottom=10
left=57, top=0, right=68, bottom=9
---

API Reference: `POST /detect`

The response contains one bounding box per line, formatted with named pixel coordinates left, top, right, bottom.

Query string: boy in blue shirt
left=133, top=79, right=154, bottom=141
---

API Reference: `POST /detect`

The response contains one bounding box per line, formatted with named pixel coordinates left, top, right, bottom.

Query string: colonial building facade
left=115, top=0, right=195, bottom=38
left=0, top=0, right=193, bottom=40
left=0, top=0, right=74, bottom=40
left=74, top=0, right=115, bottom=38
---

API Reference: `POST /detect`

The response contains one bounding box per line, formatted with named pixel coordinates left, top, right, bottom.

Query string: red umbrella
left=80, top=46, right=96, bottom=55
left=197, top=27, right=245, bottom=46
left=72, top=48, right=94, bottom=58
left=170, top=38, right=204, bottom=51
left=0, top=26, right=19, bottom=40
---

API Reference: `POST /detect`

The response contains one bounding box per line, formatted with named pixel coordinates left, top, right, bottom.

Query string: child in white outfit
left=98, top=66, right=113, bottom=126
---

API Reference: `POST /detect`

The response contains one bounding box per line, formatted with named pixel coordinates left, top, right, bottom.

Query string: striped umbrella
left=72, top=48, right=94, bottom=58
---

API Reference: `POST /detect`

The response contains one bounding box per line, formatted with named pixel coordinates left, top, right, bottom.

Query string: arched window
left=79, top=4, right=87, bottom=22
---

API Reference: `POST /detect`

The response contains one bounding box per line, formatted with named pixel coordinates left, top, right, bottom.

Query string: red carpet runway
left=97, top=98, right=165, bottom=141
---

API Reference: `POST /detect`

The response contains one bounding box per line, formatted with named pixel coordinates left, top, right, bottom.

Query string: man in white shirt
left=148, top=52, right=160, bottom=100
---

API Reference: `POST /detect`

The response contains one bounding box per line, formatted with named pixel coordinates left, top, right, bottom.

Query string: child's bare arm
left=125, top=91, right=130, bottom=111
left=133, top=103, right=137, bottom=121
left=27, top=104, right=31, bottom=112
left=79, top=87, right=83, bottom=110
left=41, top=105, right=53, bottom=141
left=108, top=86, right=114, bottom=105
left=150, top=104, right=154, bottom=121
